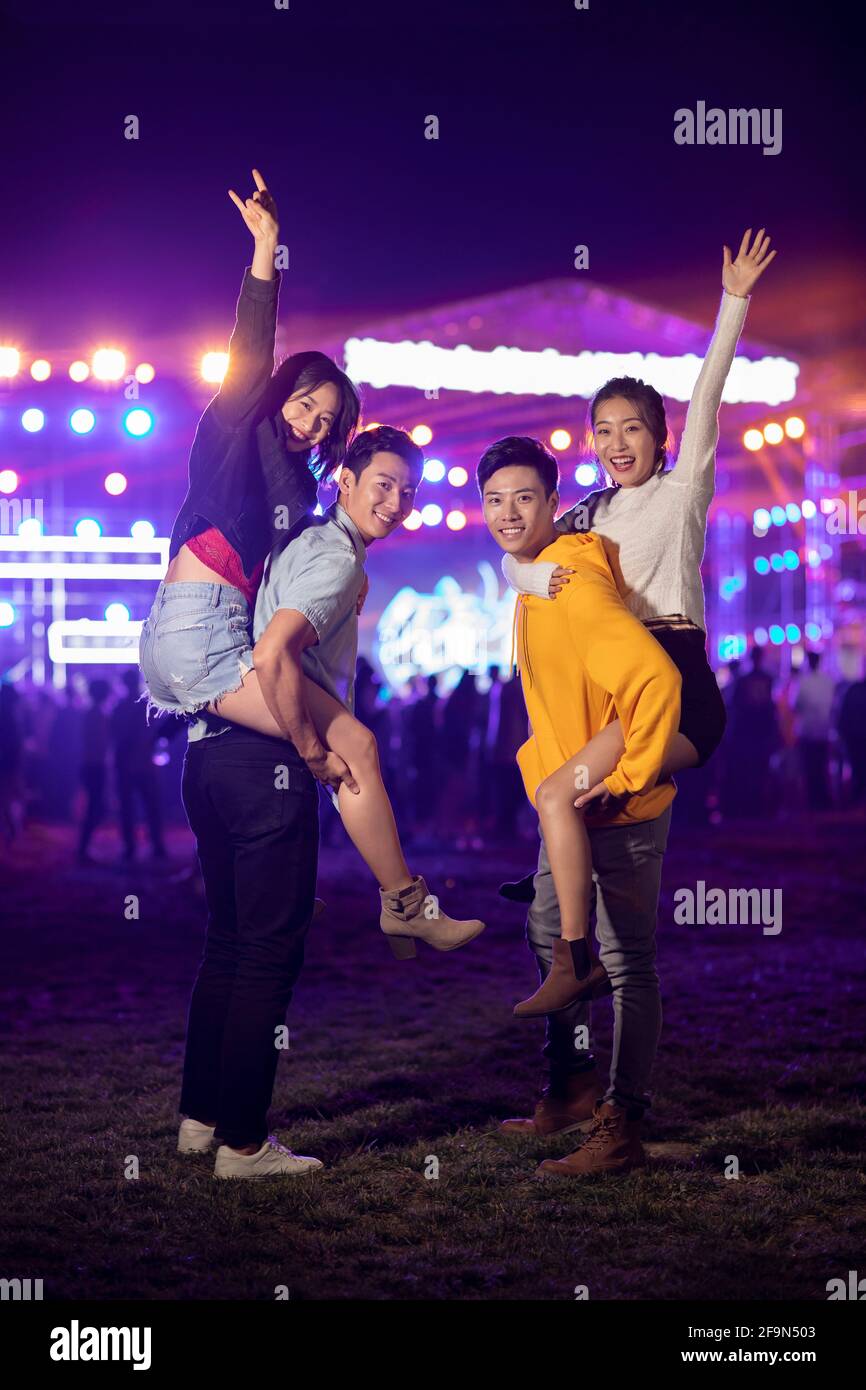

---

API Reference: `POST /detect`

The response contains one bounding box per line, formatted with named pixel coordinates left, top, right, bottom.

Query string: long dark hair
left=262, top=351, right=361, bottom=481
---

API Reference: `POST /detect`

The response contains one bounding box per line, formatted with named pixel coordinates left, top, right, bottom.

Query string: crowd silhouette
left=0, top=648, right=864, bottom=862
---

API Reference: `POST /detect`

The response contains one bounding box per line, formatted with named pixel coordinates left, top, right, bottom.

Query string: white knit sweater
left=502, top=290, right=750, bottom=632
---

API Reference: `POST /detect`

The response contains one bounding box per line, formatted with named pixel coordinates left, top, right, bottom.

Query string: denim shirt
left=254, top=502, right=367, bottom=713
left=189, top=502, right=366, bottom=744
left=168, top=267, right=318, bottom=578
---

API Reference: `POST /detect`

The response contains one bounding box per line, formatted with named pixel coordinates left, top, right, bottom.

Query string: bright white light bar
left=343, top=338, right=799, bottom=406
left=0, top=533, right=168, bottom=582
left=47, top=619, right=143, bottom=665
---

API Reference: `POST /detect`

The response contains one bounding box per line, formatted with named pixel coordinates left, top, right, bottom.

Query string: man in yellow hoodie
left=478, top=436, right=681, bottom=1178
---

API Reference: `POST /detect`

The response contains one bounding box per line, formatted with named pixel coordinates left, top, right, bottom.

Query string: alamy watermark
left=674, top=102, right=782, bottom=157
left=0, top=496, right=44, bottom=534
left=674, top=880, right=782, bottom=935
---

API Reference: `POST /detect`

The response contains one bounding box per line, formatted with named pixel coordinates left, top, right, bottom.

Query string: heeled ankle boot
left=379, top=875, right=486, bottom=958
left=513, top=938, right=612, bottom=1017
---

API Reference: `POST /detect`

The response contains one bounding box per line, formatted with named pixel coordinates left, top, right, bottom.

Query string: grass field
left=1, top=812, right=864, bottom=1301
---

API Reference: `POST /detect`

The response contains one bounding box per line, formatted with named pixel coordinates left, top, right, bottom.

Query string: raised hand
left=228, top=168, right=279, bottom=246
left=722, top=228, right=777, bottom=298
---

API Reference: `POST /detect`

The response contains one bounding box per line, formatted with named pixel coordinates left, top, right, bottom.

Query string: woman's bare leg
left=211, top=669, right=413, bottom=891
left=535, top=722, right=625, bottom=941
left=537, top=724, right=701, bottom=941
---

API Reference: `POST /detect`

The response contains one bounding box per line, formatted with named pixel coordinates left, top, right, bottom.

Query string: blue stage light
left=74, top=518, right=102, bottom=540
left=70, top=408, right=96, bottom=434
left=770, top=553, right=785, bottom=572
left=785, top=502, right=801, bottom=522
left=753, top=508, right=771, bottom=530
left=130, top=520, right=156, bottom=540
left=786, top=623, right=801, bottom=642
left=770, top=505, right=786, bottom=526
left=754, top=556, right=770, bottom=575
left=805, top=622, right=821, bottom=640
left=753, top=627, right=769, bottom=646
left=769, top=625, right=785, bottom=645
left=575, top=463, right=598, bottom=487
left=105, top=602, right=131, bottom=624
left=421, top=503, right=443, bottom=526
left=17, top=517, right=43, bottom=539
left=21, top=408, right=45, bottom=432
left=423, top=459, right=446, bottom=483
left=124, top=408, right=154, bottom=437
left=783, top=549, right=799, bottom=570
left=0, top=601, right=16, bottom=628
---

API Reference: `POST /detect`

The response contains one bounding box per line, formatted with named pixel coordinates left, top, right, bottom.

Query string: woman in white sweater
left=503, top=228, right=776, bottom=1016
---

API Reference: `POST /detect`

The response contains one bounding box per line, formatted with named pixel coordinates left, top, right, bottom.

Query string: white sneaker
left=178, top=1117, right=217, bottom=1153
left=213, top=1136, right=324, bottom=1180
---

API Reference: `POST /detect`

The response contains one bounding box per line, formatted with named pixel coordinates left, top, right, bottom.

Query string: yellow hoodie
left=514, top=530, right=681, bottom=826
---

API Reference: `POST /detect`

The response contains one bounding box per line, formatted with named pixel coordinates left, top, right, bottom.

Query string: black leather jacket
left=168, top=267, right=318, bottom=577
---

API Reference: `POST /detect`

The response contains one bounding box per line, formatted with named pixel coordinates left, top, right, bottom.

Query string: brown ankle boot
left=499, top=1070, right=604, bottom=1137
left=513, top=938, right=612, bottom=1017
left=536, top=1099, right=646, bottom=1177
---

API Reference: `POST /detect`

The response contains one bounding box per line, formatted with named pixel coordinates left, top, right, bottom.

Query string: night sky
left=3, top=0, right=863, bottom=357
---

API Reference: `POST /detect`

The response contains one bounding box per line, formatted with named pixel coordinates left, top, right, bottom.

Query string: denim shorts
left=139, top=581, right=254, bottom=728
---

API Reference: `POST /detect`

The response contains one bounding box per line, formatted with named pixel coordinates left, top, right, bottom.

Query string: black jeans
left=179, top=727, right=319, bottom=1149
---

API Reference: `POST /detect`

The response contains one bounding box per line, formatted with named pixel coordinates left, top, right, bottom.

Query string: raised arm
left=213, top=168, right=282, bottom=427
left=672, top=229, right=776, bottom=505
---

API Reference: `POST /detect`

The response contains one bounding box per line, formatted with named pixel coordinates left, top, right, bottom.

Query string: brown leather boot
left=513, top=938, right=612, bottom=1017
left=536, top=1099, right=646, bottom=1177
left=499, top=1069, right=604, bottom=1137
left=379, top=875, right=485, bottom=958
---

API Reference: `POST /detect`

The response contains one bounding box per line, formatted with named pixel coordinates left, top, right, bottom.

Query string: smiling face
left=281, top=381, right=341, bottom=452
left=337, top=450, right=421, bottom=545
left=481, top=465, right=559, bottom=559
left=592, top=395, right=659, bottom=488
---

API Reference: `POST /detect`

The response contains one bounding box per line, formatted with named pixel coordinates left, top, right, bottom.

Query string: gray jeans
left=526, top=805, right=672, bottom=1115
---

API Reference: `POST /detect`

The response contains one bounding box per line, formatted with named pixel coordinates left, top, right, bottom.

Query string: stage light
left=74, top=518, right=102, bottom=540
left=18, top=517, right=44, bottom=539
left=104, top=472, right=127, bottom=496
left=805, top=622, right=821, bottom=640
left=21, top=408, right=45, bottom=433
left=807, top=549, right=821, bottom=568
left=0, top=470, right=18, bottom=494
left=421, top=503, right=443, bottom=526
left=92, top=348, right=126, bottom=381
left=753, top=627, right=769, bottom=646
left=130, top=520, right=156, bottom=540
left=801, top=499, right=817, bottom=519
left=134, top=363, right=155, bottom=384
left=753, top=507, right=771, bottom=530
left=770, top=553, right=785, bottom=572
left=124, top=408, right=153, bottom=437
left=785, top=502, right=801, bottom=522
left=575, top=463, right=598, bottom=487
left=783, top=549, right=799, bottom=570
left=769, top=625, right=785, bottom=645
left=105, top=602, right=131, bottom=624
left=786, top=623, right=801, bottom=643
left=30, top=359, right=51, bottom=381
left=201, top=352, right=228, bottom=383
left=819, top=542, right=833, bottom=559
left=447, top=466, right=468, bottom=487
left=754, top=556, right=770, bottom=575
left=423, top=459, right=446, bottom=483
left=763, top=422, right=784, bottom=445
left=770, top=505, right=786, bottom=527
left=411, top=424, right=433, bottom=447
left=0, top=601, right=16, bottom=628
left=403, top=509, right=423, bottom=531
left=550, top=429, right=572, bottom=451
left=785, top=416, right=805, bottom=439
left=743, top=429, right=764, bottom=451
left=70, top=408, right=96, bottom=434
left=446, top=510, right=467, bottom=531
left=0, top=348, right=21, bottom=378
left=69, top=360, right=90, bottom=382
left=362, top=421, right=382, bottom=432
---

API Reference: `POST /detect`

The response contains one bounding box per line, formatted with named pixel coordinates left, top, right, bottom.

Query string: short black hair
left=476, top=436, right=559, bottom=499
left=341, top=425, right=424, bottom=482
